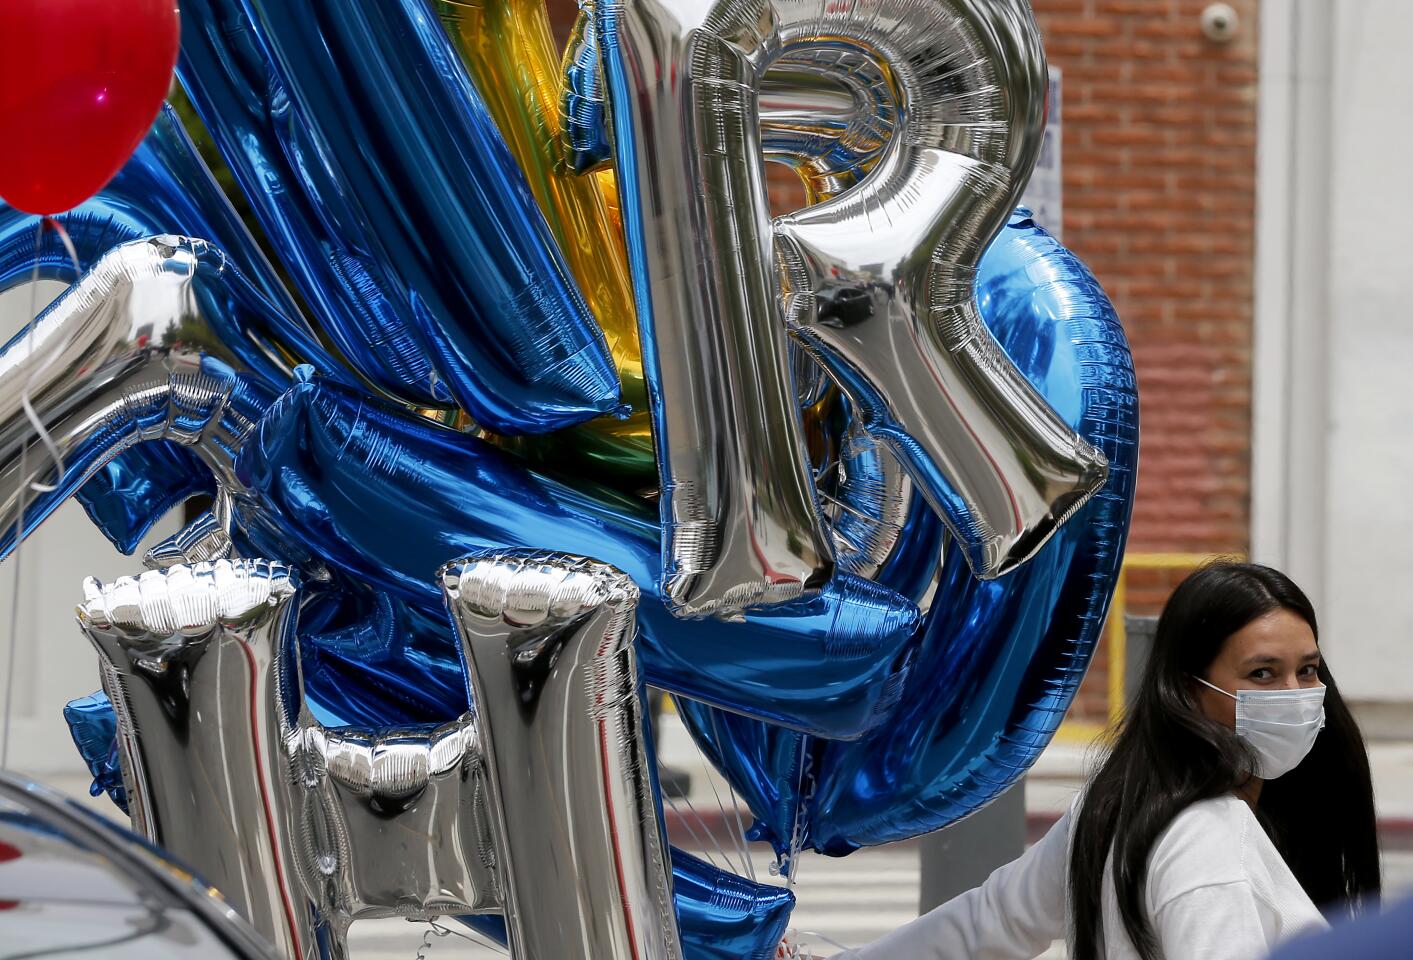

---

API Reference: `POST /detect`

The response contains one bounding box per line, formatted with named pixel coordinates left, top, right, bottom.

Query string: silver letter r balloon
left=598, top=0, right=1109, bottom=600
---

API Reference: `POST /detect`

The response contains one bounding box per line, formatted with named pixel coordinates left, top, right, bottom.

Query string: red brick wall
left=1037, top=0, right=1257, bottom=557
left=1035, top=0, right=1259, bottom=722
left=542, top=0, right=1260, bottom=723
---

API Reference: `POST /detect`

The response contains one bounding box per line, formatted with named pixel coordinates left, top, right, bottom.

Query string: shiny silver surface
left=282, top=713, right=501, bottom=931
left=760, top=48, right=896, bottom=202
left=0, top=772, right=279, bottom=959
left=603, top=0, right=839, bottom=617
left=605, top=0, right=1106, bottom=594
left=79, top=560, right=321, bottom=959
left=77, top=559, right=507, bottom=959
left=81, top=554, right=680, bottom=960
left=758, top=49, right=920, bottom=589
left=143, top=490, right=238, bottom=568
left=444, top=552, right=682, bottom=960
left=0, top=237, right=278, bottom=552
left=770, top=0, right=1109, bottom=578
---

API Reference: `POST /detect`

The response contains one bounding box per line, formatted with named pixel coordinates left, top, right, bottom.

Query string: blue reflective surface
left=671, top=849, right=794, bottom=960
left=234, top=368, right=920, bottom=738
left=175, top=0, right=443, bottom=407
left=294, top=581, right=473, bottom=726
left=0, top=106, right=298, bottom=315
left=77, top=443, right=215, bottom=554
left=0, top=108, right=341, bottom=554
left=177, top=0, right=622, bottom=432
left=678, top=212, right=1139, bottom=853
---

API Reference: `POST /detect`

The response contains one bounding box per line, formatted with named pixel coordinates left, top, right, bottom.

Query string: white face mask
left=1193, top=676, right=1326, bottom=779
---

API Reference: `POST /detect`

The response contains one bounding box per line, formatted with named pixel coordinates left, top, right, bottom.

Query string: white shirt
left=835, top=794, right=1327, bottom=960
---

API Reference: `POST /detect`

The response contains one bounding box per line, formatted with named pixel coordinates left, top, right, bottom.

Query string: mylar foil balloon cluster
left=0, top=0, right=1139, bottom=957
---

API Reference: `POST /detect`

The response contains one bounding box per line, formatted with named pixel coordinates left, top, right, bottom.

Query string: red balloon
left=0, top=1, right=180, bottom=216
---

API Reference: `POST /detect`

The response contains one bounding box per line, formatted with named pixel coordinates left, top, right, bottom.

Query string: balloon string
left=413, top=924, right=436, bottom=960
left=709, top=707, right=756, bottom=881
left=23, top=218, right=78, bottom=494
left=406, top=917, right=502, bottom=958
left=701, top=731, right=747, bottom=870
left=682, top=787, right=745, bottom=876
left=786, top=735, right=809, bottom=891
left=726, top=775, right=755, bottom=881
left=672, top=713, right=758, bottom=877
left=665, top=790, right=733, bottom=873
left=2, top=217, right=82, bottom=769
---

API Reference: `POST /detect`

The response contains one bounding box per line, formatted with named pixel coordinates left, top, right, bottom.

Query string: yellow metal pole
left=1123, top=552, right=1238, bottom=570
left=1106, top=571, right=1128, bottom=729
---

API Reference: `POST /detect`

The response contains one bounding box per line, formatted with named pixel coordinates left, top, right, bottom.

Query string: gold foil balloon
left=435, top=0, right=655, bottom=485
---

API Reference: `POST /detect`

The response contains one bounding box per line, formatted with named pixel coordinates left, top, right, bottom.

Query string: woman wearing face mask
left=830, top=561, right=1380, bottom=960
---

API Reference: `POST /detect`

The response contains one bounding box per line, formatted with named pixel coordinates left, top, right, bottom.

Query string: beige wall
left=0, top=281, right=178, bottom=778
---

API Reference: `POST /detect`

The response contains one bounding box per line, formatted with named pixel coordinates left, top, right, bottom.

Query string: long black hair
left=1067, top=561, right=1380, bottom=960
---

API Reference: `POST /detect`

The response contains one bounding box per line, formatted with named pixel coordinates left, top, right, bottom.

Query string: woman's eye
left=1299, top=664, right=1320, bottom=677
left=1250, top=668, right=1272, bottom=680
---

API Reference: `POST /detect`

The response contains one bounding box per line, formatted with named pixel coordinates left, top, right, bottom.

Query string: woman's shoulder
left=1145, top=794, right=1256, bottom=898
left=1162, top=793, right=1254, bottom=835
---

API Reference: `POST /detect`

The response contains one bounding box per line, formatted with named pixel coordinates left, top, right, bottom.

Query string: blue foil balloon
left=233, top=368, right=920, bottom=738
left=78, top=444, right=216, bottom=554
left=810, top=210, right=1138, bottom=850
left=680, top=212, right=1139, bottom=853
left=177, top=0, right=623, bottom=432
left=176, top=0, right=444, bottom=407
left=62, top=692, right=128, bottom=814
left=673, top=481, right=944, bottom=858
left=292, top=579, right=473, bottom=728
left=676, top=697, right=819, bottom=860
left=0, top=106, right=299, bottom=318
left=671, top=849, right=794, bottom=960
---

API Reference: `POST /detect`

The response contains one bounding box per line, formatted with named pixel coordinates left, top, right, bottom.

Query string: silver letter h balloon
left=81, top=556, right=680, bottom=960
